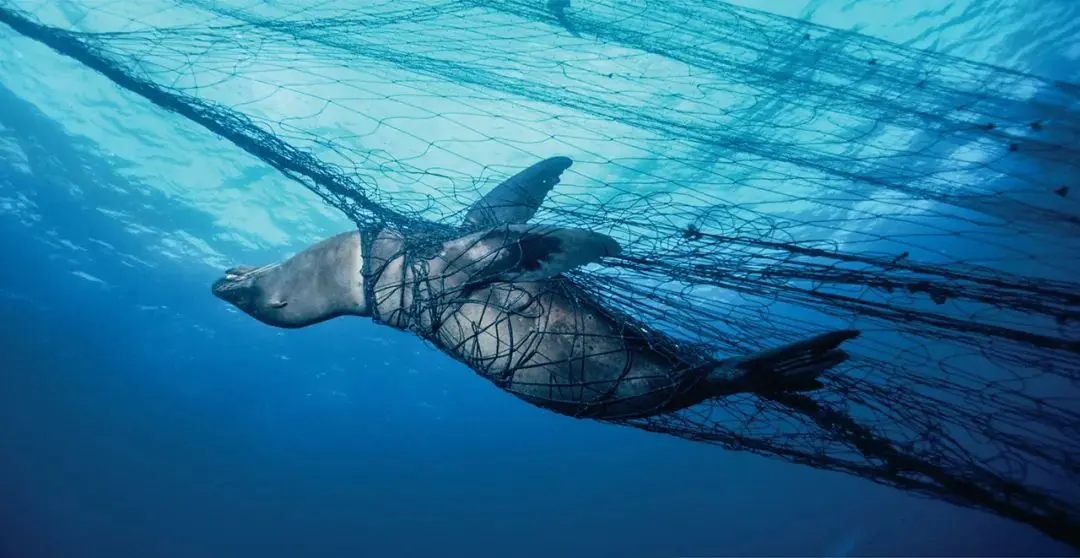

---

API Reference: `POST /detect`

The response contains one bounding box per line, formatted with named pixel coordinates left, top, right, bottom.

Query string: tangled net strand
left=1, top=0, right=1078, bottom=548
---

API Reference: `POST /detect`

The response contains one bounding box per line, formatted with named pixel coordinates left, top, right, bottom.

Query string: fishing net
left=2, top=0, right=1079, bottom=548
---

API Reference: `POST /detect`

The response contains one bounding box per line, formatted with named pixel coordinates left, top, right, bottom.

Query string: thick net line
left=2, top=0, right=1079, bottom=547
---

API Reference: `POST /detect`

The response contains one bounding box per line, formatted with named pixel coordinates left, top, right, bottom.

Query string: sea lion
left=212, top=156, right=859, bottom=420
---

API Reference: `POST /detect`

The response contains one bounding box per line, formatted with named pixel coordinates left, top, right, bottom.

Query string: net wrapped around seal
left=1, top=0, right=1077, bottom=548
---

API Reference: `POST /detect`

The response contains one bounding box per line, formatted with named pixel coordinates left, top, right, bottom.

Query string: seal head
left=211, top=231, right=367, bottom=328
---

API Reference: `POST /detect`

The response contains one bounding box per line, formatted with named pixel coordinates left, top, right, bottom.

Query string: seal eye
left=225, top=265, right=257, bottom=278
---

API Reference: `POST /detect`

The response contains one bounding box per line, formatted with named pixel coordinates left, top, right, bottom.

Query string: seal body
left=212, top=156, right=859, bottom=420
left=359, top=228, right=713, bottom=419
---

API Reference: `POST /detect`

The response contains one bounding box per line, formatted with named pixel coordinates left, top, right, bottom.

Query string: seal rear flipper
left=462, top=157, right=573, bottom=228
left=437, top=224, right=621, bottom=287
left=708, top=329, right=860, bottom=393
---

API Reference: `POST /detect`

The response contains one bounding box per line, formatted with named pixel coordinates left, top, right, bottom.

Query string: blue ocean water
left=0, top=1, right=1078, bottom=557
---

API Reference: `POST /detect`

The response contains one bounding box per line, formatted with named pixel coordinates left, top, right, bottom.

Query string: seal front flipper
left=547, top=0, right=581, bottom=38
left=708, top=329, right=861, bottom=394
left=462, top=156, right=573, bottom=228
left=435, top=223, right=621, bottom=287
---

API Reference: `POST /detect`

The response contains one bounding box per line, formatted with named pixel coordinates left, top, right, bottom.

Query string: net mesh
left=2, top=0, right=1078, bottom=548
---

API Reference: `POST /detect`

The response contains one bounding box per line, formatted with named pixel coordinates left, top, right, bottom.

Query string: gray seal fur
left=213, top=157, right=859, bottom=420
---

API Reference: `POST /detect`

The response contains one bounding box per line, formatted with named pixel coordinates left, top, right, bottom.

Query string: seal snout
left=211, top=272, right=253, bottom=303
left=211, top=276, right=241, bottom=302
left=210, top=276, right=231, bottom=297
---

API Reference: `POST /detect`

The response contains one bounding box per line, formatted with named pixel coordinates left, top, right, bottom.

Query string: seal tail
left=708, top=329, right=860, bottom=393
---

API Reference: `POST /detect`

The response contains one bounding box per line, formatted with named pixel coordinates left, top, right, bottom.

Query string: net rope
left=1, top=0, right=1078, bottom=548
